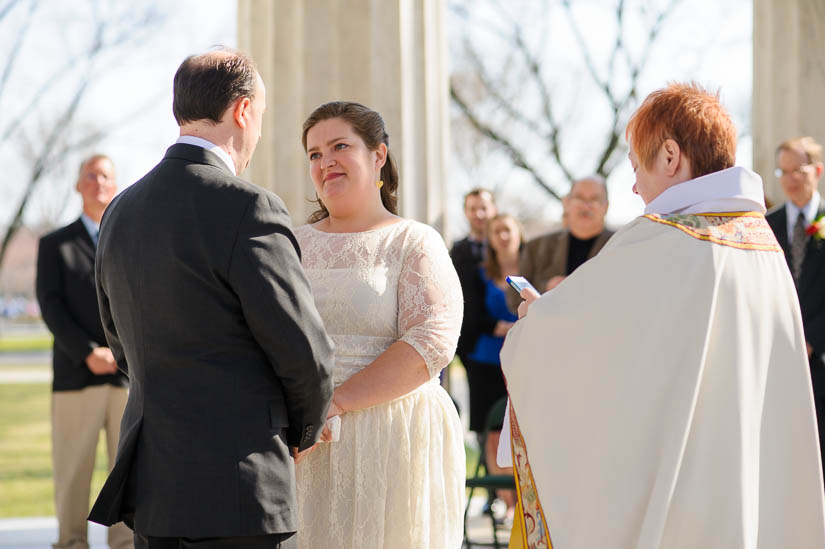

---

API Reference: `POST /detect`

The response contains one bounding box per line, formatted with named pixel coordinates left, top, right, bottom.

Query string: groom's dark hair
left=173, top=47, right=258, bottom=126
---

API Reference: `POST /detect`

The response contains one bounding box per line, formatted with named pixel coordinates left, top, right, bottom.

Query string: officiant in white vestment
left=500, top=83, right=825, bottom=549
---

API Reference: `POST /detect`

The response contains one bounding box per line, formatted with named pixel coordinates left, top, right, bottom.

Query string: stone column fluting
left=237, top=0, right=449, bottom=234
left=753, top=0, right=825, bottom=205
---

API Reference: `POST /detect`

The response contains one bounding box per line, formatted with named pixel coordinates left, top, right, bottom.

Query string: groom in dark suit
left=767, top=136, right=825, bottom=477
left=88, top=49, right=335, bottom=548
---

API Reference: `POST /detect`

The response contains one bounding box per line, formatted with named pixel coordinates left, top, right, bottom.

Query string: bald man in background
left=36, top=154, right=131, bottom=549
left=507, top=177, right=613, bottom=312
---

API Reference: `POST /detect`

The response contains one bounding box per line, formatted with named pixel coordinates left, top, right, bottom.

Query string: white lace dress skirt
left=296, top=344, right=465, bottom=548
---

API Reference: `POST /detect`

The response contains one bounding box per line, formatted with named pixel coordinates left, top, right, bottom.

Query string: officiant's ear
left=233, top=96, right=252, bottom=129
left=660, top=138, right=682, bottom=177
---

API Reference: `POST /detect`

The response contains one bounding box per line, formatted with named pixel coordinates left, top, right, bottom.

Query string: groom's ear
left=233, top=96, right=252, bottom=129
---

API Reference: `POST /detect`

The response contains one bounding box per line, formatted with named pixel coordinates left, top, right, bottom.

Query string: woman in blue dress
left=464, top=213, right=524, bottom=511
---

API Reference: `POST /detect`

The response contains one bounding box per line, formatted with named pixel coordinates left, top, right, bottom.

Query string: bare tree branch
left=508, top=24, right=574, bottom=183
left=449, top=0, right=690, bottom=211
left=561, top=0, right=616, bottom=106
left=451, top=84, right=562, bottom=201
left=0, top=0, right=166, bottom=269
left=460, top=40, right=547, bottom=138
left=0, top=0, right=36, bottom=102
left=0, top=0, right=24, bottom=21
left=0, top=64, right=93, bottom=266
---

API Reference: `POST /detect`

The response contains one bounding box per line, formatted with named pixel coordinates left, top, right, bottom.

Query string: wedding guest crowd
left=32, top=41, right=825, bottom=549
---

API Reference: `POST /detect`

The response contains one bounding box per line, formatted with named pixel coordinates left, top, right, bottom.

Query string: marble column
left=753, top=0, right=825, bottom=205
left=237, top=0, right=450, bottom=234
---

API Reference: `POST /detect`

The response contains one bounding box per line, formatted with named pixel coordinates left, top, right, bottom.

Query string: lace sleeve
left=397, top=224, right=463, bottom=378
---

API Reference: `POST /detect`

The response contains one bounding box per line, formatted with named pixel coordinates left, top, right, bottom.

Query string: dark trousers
left=134, top=532, right=295, bottom=549
left=464, top=357, right=507, bottom=433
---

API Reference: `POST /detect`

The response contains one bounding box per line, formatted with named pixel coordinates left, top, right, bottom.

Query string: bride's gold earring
left=376, top=180, right=384, bottom=189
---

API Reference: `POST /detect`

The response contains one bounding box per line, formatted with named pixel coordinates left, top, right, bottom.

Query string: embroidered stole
left=509, top=402, right=552, bottom=549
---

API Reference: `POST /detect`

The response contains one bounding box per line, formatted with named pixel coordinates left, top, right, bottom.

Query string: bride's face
left=305, top=117, right=385, bottom=217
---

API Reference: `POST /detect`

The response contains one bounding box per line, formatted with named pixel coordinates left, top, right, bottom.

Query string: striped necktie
left=791, top=212, right=807, bottom=281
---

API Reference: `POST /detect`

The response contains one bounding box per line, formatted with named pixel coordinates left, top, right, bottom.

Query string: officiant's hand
left=517, top=287, right=541, bottom=319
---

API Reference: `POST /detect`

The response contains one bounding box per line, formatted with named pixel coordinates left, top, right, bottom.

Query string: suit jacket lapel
left=587, top=230, right=612, bottom=259
left=771, top=207, right=792, bottom=264
left=798, top=204, right=825, bottom=294
left=72, top=218, right=96, bottom=261
left=552, top=231, right=569, bottom=275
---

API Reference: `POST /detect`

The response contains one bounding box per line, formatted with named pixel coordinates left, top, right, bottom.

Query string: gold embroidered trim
left=643, top=212, right=781, bottom=252
left=510, top=403, right=553, bottom=549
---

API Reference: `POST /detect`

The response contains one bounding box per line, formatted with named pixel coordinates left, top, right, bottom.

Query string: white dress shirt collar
left=643, top=166, right=766, bottom=216
left=80, top=214, right=99, bottom=245
left=175, top=135, right=236, bottom=176
left=785, top=191, right=821, bottom=242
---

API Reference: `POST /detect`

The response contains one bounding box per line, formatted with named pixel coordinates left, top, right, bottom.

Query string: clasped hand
left=85, top=347, right=117, bottom=375
left=293, top=397, right=345, bottom=464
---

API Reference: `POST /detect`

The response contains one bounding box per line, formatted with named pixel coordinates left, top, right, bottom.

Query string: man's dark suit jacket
left=767, top=203, right=825, bottom=407
left=506, top=228, right=613, bottom=313
left=36, top=218, right=128, bottom=392
left=88, top=144, right=335, bottom=538
left=450, top=237, right=495, bottom=366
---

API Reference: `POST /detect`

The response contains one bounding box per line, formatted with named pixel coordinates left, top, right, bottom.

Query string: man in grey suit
left=88, top=49, right=334, bottom=549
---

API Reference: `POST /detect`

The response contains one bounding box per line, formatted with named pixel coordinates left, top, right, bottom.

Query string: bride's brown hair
left=302, top=101, right=399, bottom=223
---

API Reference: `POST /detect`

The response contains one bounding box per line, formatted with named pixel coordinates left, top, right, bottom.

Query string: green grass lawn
left=0, top=376, right=483, bottom=517
left=0, top=383, right=109, bottom=517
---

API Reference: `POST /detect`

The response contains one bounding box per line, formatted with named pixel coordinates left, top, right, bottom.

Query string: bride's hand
left=327, top=396, right=344, bottom=419
left=292, top=444, right=317, bottom=464
left=319, top=423, right=333, bottom=443
left=517, top=287, right=541, bottom=320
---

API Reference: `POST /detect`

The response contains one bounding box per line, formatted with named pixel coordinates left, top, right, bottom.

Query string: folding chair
left=463, top=396, right=516, bottom=548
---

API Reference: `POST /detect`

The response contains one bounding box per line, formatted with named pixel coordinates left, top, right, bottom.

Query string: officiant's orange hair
left=626, top=82, right=737, bottom=179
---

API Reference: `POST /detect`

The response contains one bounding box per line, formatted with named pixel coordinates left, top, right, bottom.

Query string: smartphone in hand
left=506, top=275, right=537, bottom=295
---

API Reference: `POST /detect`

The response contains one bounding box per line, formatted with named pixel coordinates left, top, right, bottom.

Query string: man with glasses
left=767, top=136, right=825, bottom=477
left=507, top=176, right=613, bottom=312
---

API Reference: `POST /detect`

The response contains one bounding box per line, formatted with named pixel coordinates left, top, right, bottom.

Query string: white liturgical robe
left=500, top=167, right=825, bottom=548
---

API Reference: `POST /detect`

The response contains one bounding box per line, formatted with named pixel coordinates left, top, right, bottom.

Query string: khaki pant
left=52, top=384, right=131, bottom=549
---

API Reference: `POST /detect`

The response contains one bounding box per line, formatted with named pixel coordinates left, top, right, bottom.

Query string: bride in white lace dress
left=293, top=101, right=465, bottom=548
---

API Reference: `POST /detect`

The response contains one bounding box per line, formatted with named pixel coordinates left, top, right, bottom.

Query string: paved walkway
left=0, top=367, right=50, bottom=383
left=0, top=517, right=108, bottom=548
left=0, top=505, right=509, bottom=548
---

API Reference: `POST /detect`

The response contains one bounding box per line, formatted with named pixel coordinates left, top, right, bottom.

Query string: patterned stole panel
left=642, top=212, right=782, bottom=252
left=509, top=402, right=553, bottom=549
